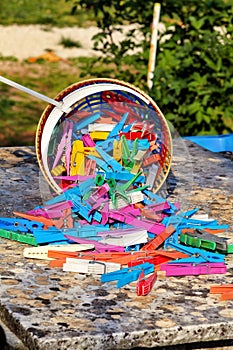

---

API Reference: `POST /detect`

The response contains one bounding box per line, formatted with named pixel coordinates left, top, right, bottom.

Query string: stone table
left=0, top=141, right=232, bottom=350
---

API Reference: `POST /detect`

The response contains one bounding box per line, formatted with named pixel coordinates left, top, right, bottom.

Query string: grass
left=0, top=58, right=95, bottom=146
left=59, top=36, right=82, bottom=48
left=0, top=0, right=95, bottom=27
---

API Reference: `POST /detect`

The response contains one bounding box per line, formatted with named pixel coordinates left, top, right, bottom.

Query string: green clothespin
left=121, top=135, right=134, bottom=170
left=0, top=228, right=37, bottom=246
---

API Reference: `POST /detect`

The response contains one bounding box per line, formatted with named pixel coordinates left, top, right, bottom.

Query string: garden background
left=0, top=0, right=232, bottom=146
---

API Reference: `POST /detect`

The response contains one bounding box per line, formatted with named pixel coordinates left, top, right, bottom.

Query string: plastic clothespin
left=23, top=244, right=93, bottom=260
left=179, top=230, right=228, bottom=253
left=52, top=121, right=73, bottom=175
left=101, top=262, right=154, bottom=288
left=63, top=258, right=121, bottom=274
left=96, top=139, right=114, bottom=152
left=121, top=135, right=134, bottom=169
left=13, top=211, right=55, bottom=228
left=0, top=228, right=37, bottom=246
left=106, top=112, right=128, bottom=139
left=165, top=241, right=225, bottom=264
left=32, top=227, right=68, bottom=245
left=74, top=112, right=101, bottom=131
left=81, top=134, right=96, bottom=147
left=141, top=225, right=175, bottom=252
left=0, top=217, right=44, bottom=233
left=95, top=145, right=126, bottom=173
left=113, top=139, right=122, bottom=161
left=70, top=140, right=85, bottom=176
left=90, top=131, right=110, bottom=140
left=160, top=262, right=226, bottom=277
left=210, top=284, right=233, bottom=300
left=88, top=123, right=114, bottom=132
left=64, top=235, right=125, bottom=253
left=98, top=229, right=148, bottom=247
left=136, top=271, right=157, bottom=296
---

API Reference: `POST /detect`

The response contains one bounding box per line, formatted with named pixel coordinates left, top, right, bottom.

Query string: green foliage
left=59, top=36, right=82, bottom=48
left=75, top=0, right=233, bottom=136
left=0, top=0, right=95, bottom=27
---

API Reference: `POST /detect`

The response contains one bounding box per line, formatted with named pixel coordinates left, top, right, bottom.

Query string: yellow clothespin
left=70, top=140, right=85, bottom=176
left=51, top=164, right=66, bottom=176
left=131, top=150, right=147, bottom=174
left=113, top=139, right=122, bottom=161
left=89, top=131, right=109, bottom=140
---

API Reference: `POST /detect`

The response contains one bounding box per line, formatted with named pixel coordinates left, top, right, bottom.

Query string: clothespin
left=160, top=262, right=226, bottom=277
left=113, top=139, right=122, bottom=161
left=90, top=131, right=109, bottom=140
left=70, top=140, right=85, bottom=176
left=0, top=228, right=37, bottom=246
left=13, top=211, right=55, bottom=228
left=136, top=272, right=157, bottom=296
left=74, top=112, right=100, bottom=131
left=81, top=134, right=96, bottom=147
left=88, top=123, right=114, bottom=132
left=141, top=225, right=175, bottom=251
left=210, top=284, right=233, bottom=300
left=101, top=262, right=154, bottom=288
left=64, top=235, right=125, bottom=252
left=121, top=135, right=134, bottom=169
left=180, top=229, right=229, bottom=254
left=95, top=145, right=125, bottom=173
left=98, top=229, right=148, bottom=247
left=165, top=241, right=225, bottom=264
left=23, top=244, right=93, bottom=260
left=32, top=227, right=68, bottom=245
left=63, top=258, right=121, bottom=274
left=107, top=112, right=128, bottom=139
left=0, top=217, right=44, bottom=233
left=52, top=121, right=73, bottom=175
left=131, top=149, right=147, bottom=174
left=143, top=153, right=161, bottom=167
left=145, top=163, right=158, bottom=190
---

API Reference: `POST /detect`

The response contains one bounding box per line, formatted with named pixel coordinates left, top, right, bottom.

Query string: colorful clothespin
left=63, top=258, right=121, bottom=274
left=64, top=235, right=125, bottom=252
left=0, top=217, right=44, bottom=233
left=136, top=272, right=157, bottom=296
left=141, top=225, right=175, bottom=251
left=160, top=262, right=226, bottom=276
left=210, top=284, right=233, bottom=300
left=101, top=262, right=154, bottom=288
left=106, top=112, right=128, bottom=139
left=23, top=244, right=93, bottom=260
left=0, top=228, right=37, bottom=246
left=70, top=140, right=85, bottom=176
left=52, top=121, right=73, bottom=175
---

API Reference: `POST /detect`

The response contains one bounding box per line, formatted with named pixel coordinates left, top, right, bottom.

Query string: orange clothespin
left=13, top=211, right=54, bottom=229
left=210, top=284, right=233, bottom=300
left=143, top=153, right=161, bottom=167
left=141, top=225, right=175, bottom=251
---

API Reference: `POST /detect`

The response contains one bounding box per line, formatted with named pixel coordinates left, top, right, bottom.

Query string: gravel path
left=0, top=24, right=101, bottom=60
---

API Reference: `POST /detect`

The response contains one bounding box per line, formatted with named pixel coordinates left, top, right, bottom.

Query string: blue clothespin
left=95, top=145, right=126, bottom=173
left=74, top=112, right=101, bottom=131
left=107, top=112, right=128, bottom=139
left=101, top=262, right=154, bottom=288
left=32, top=227, right=68, bottom=244
left=165, top=241, right=225, bottom=264
left=0, top=217, right=44, bottom=233
left=104, top=171, right=145, bottom=183
left=96, top=139, right=114, bottom=152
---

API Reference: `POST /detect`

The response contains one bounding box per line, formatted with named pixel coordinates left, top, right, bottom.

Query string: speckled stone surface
left=0, top=142, right=232, bottom=350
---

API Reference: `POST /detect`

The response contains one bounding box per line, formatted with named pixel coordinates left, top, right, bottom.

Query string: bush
left=71, top=0, right=233, bottom=136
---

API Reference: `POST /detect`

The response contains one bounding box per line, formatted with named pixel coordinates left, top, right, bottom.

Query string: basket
left=36, top=78, right=172, bottom=194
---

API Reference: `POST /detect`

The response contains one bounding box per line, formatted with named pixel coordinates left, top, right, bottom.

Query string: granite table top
left=0, top=141, right=232, bottom=350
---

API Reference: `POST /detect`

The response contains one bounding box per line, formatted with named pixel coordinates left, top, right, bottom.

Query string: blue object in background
left=183, top=134, right=233, bottom=152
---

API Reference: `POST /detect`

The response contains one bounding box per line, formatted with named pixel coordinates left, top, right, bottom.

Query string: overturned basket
left=36, top=78, right=172, bottom=194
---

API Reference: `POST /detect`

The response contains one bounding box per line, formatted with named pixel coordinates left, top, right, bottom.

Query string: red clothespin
left=136, top=271, right=157, bottom=296
left=210, top=284, right=233, bottom=300
left=143, top=153, right=161, bottom=167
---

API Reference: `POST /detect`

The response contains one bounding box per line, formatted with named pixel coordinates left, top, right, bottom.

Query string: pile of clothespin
left=0, top=97, right=232, bottom=297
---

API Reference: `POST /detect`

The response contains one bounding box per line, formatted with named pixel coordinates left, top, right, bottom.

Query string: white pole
left=147, top=3, right=161, bottom=90
left=0, top=75, right=71, bottom=113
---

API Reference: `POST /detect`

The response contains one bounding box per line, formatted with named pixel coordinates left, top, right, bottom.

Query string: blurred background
left=0, top=0, right=232, bottom=146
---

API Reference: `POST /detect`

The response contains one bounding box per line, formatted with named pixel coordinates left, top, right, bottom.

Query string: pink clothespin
left=52, top=121, right=73, bottom=175
left=160, top=262, right=227, bottom=277
left=81, top=134, right=96, bottom=147
left=64, top=235, right=125, bottom=253
left=87, top=183, right=110, bottom=205
left=85, top=159, right=96, bottom=175
left=54, top=175, right=95, bottom=182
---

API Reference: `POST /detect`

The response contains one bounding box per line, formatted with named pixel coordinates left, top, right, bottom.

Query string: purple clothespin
left=81, top=134, right=96, bottom=147
left=160, top=262, right=226, bottom=276
left=64, top=235, right=125, bottom=252
left=52, top=121, right=73, bottom=175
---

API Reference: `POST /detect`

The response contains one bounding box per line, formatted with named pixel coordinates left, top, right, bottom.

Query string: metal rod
left=0, top=75, right=71, bottom=113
